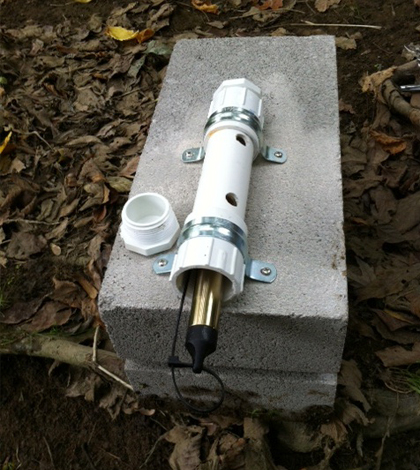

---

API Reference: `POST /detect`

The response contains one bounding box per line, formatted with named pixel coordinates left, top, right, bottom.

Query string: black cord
left=168, top=272, right=225, bottom=414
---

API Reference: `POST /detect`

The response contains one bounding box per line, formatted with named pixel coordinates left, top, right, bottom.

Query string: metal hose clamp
left=177, top=217, right=249, bottom=262
left=204, top=106, right=264, bottom=150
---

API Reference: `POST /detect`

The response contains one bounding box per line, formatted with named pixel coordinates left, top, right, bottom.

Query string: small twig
left=92, top=326, right=134, bottom=391
left=82, top=443, right=97, bottom=470
left=43, top=437, right=56, bottom=470
left=288, top=20, right=382, bottom=29
left=139, top=436, right=164, bottom=469
left=4, top=218, right=61, bottom=225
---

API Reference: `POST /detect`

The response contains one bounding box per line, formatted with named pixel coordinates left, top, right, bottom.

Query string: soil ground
left=1, top=0, right=420, bottom=469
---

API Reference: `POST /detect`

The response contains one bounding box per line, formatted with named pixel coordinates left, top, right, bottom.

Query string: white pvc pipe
left=171, top=78, right=264, bottom=300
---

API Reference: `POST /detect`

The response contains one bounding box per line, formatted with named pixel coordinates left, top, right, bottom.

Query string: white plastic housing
left=170, top=79, right=264, bottom=301
left=121, top=193, right=180, bottom=256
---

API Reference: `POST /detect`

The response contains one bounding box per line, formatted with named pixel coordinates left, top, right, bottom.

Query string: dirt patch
left=0, top=355, right=173, bottom=470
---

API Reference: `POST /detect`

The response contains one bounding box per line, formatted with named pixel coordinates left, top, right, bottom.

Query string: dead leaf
left=0, top=131, right=12, bottom=154
left=370, top=130, right=406, bottom=154
left=6, top=232, right=47, bottom=260
left=243, top=417, right=267, bottom=439
left=392, top=191, right=420, bottom=233
left=376, top=343, right=420, bottom=367
left=105, top=26, right=139, bottom=41
left=257, top=0, right=283, bottom=10
left=74, top=0, right=92, bottom=3
left=335, top=36, right=357, bottom=50
left=165, top=426, right=203, bottom=470
left=360, top=67, right=396, bottom=97
left=106, top=176, right=132, bottom=193
left=339, top=99, right=355, bottom=114
left=356, top=263, right=420, bottom=302
left=136, top=28, right=155, bottom=43
left=320, top=420, right=347, bottom=444
left=191, top=0, right=220, bottom=14
left=52, top=278, right=85, bottom=309
left=22, top=301, right=73, bottom=332
left=315, top=0, right=340, bottom=12
left=66, top=369, right=102, bottom=402
left=119, top=156, right=139, bottom=179
left=338, top=360, right=371, bottom=411
left=0, top=297, right=44, bottom=324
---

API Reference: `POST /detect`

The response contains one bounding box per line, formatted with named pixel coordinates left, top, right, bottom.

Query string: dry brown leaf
left=165, top=426, right=203, bottom=470
left=191, top=0, right=220, bottom=14
left=6, top=232, right=47, bottom=260
left=370, top=130, right=406, bottom=154
left=106, top=176, right=132, bottom=193
left=338, top=360, right=371, bottom=411
left=315, top=0, right=340, bottom=12
left=52, top=278, right=85, bottom=309
left=59, top=198, right=80, bottom=218
left=257, top=0, right=283, bottom=10
left=376, top=343, right=420, bottom=367
left=357, top=263, right=420, bottom=302
left=392, top=191, right=420, bottom=233
left=119, top=156, right=139, bottom=179
left=320, top=420, right=347, bottom=444
left=360, top=67, right=396, bottom=97
left=0, top=131, right=12, bottom=155
left=22, top=301, right=73, bottom=332
left=137, top=28, right=155, bottom=43
left=335, top=36, right=357, bottom=50
left=0, top=297, right=44, bottom=324
left=243, top=417, right=267, bottom=439
left=339, top=99, right=355, bottom=114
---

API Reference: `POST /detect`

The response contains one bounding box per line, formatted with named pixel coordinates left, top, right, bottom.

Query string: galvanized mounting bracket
left=182, top=148, right=205, bottom=163
left=153, top=253, right=277, bottom=284
left=262, top=146, right=287, bottom=164
left=245, top=259, right=277, bottom=283
left=153, top=254, right=175, bottom=274
left=181, top=146, right=287, bottom=164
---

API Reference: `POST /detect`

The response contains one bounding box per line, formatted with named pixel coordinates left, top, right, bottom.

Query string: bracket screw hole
left=185, top=151, right=193, bottom=159
left=158, top=259, right=168, bottom=267
left=260, top=267, right=272, bottom=276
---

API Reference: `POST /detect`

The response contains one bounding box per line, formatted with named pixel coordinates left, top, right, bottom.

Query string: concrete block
left=125, top=360, right=337, bottom=413
left=99, top=36, right=348, bottom=409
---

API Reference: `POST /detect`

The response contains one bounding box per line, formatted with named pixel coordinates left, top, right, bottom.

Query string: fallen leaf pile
left=343, top=63, right=420, bottom=393
left=0, top=3, right=175, bottom=332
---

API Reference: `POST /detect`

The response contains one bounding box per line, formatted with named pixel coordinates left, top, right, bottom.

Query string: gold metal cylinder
left=189, top=270, right=224, bottom=329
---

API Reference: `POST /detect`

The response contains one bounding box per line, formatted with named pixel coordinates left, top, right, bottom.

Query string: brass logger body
left=185, top=270, right=225, bottom=373
left=189, top=270, right=224, bottom=329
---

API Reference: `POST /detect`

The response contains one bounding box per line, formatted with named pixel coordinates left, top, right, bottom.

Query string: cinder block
left=99, top=37, right=348, bottom=410
left=125, top=360, right=337, bottom=413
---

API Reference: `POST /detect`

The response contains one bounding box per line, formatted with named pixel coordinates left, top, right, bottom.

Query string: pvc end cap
left=121, top=193, right=180, bottom=257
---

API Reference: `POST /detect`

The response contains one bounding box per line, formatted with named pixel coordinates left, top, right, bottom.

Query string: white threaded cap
left=121, top=193, right=180, bottom=256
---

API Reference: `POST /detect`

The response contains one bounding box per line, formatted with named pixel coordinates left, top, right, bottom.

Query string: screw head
left=274, top=151, right=283, bottom=158
left=158, top=259, right=168, bottom=267
left=260, top=267, right=272, bottom=276
left=185, top=151, right=193, bottom=159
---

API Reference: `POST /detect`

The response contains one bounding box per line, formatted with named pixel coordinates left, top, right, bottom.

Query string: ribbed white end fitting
left=121, top=193, right=180, bottom=256
left=207, top=78, right=263, bottom=122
